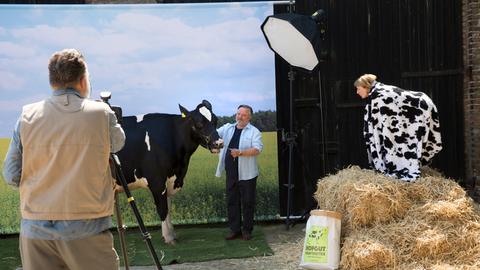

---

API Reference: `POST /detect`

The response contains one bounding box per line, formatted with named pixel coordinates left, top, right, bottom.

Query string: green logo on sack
left=303, top=225, right=329, bottom=263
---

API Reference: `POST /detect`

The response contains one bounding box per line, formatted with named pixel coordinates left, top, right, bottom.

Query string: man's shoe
left=242, top=232, right=252, bottom=241
left=225, top=231, right=242, bottom=240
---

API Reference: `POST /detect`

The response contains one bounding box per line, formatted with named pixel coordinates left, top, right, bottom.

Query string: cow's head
left=179, top=100, right=224, bottom=153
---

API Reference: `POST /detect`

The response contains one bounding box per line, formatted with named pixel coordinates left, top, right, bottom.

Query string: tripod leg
left=115, top=193, right=129, bottom=270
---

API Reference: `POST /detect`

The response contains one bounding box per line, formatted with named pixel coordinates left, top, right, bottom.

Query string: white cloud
left=0, top=94, right=47, bottom=113
left=0, top=71, right=27, bottom=91
left=11, top=25, right=137, bottom=56
left=0, top=42, right=37, bottom=58
left=12, top=25, right=94, bottom=46
left=103, top=12, right=264, bottom=53
left=217, top=89, right=274, bottom=103
left=107, top=13, right=191, bottom=37
left=7, top=11, right=270, bottom=78
left=263, top=7, right=273, bottom=19
left=0, top=4, right=275, bottom=133
left=218, top=3, right=257, bottom=18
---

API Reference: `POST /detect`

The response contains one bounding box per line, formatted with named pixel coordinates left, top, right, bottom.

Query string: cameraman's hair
left=48, top=49, right=86, bottom=89
left=237, top=104, right=253, bottom=116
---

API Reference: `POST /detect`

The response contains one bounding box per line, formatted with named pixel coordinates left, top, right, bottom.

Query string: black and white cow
left=364, top=82, right=442, bottom=181
left=116, top=100, right=223, bottom=244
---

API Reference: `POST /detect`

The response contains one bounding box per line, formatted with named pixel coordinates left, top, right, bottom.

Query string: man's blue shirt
left=215, top=122, right=263, bottom=180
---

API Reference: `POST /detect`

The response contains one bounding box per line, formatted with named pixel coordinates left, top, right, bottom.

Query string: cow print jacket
left=364, top=81, right=442, bottom=181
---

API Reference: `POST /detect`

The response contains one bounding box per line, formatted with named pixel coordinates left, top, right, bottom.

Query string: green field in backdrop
left=0, top=132, right=279, bottom=234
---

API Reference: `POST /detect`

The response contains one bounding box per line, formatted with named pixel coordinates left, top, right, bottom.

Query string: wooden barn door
left=277, top=0, right=464, bottom=217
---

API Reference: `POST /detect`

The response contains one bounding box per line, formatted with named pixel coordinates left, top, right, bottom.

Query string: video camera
left=100, top=91, right=123, bottom=124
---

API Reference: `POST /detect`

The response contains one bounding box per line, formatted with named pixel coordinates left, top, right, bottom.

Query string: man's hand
left=115, top=184, right=124, bottom=193
left=229, top=148, right=242, bottom=158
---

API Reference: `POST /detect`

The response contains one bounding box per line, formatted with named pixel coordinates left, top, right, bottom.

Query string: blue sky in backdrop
left=0, top=2, right=275, bottom=138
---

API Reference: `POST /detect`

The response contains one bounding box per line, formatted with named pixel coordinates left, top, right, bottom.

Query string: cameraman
left=2, top=49, right=125, bottom=270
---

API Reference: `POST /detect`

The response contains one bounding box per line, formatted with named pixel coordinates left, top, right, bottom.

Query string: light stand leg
left=114, top=193, right=129, bottom=270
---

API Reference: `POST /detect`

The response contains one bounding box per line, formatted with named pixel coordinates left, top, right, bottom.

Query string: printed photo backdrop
left=0, top=2, right=278, bottom=233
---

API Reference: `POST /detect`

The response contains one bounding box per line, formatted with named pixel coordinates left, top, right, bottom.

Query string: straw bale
left=314, top=166, right=411, bottom=230
left=413, top=229, right=450, bottom=258
left=420, top=166, right=445, bottom=178
left=401, top=263, right=480, bottom=270
left=340, top=235, right=395, bottom=270
left=404, top=175, right=467, bottom=203
left=311, top=166, right=480, bottom=270
left=414, top=197, right=477, bottom=222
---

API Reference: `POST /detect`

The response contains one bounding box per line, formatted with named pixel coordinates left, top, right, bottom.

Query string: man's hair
left=48, top=49, right=87, bottom=89
left=237, top=104, right=253, bottom=116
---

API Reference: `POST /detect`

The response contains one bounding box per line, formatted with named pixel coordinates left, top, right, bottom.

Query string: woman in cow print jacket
left=354, top=74, right=442, bottom=181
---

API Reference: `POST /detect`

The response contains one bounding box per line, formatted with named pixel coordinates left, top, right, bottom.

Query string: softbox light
left=261, top=11, right=325, bottom=71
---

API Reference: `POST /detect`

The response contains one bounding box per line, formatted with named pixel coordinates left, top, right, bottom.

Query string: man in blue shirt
left=216, top=105, right=263, bottom=241
left=3, top=49, right=125, bottom=270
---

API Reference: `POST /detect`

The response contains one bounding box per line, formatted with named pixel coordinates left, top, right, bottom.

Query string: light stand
left=285, top=67, right=297, bottom=229
left=261, top=3, right=327, bottom=229
left=279, top=0, right=298, bottom=230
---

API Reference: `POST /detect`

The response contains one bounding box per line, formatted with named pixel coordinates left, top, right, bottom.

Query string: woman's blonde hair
left=354, top=74, right=377, bottom=89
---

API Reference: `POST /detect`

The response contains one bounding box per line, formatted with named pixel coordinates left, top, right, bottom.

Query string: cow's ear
left=179, top=104, right=190, bottom=118
left=202, top=100, right=212, bottom=110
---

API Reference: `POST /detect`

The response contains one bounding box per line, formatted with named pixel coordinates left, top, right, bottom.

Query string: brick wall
left=463, top=0, right=480, bottom=198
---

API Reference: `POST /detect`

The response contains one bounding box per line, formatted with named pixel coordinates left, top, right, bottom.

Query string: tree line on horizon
left=217, top=110, right=276, bottom=132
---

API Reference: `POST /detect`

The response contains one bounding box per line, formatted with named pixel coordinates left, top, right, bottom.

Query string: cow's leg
left=166, top=175, right=181, bottom=197
left=161, top=197, right=176, bottom=244
left=147, top=176, right=174, bottom=244
left=161, top=175, right=179, bottom=244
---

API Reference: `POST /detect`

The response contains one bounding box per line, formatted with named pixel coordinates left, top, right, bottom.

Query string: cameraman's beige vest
left=19, top=93, right=115, bottom=220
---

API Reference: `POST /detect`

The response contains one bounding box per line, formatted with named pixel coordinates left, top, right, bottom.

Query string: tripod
left=111, top=153, right=163, bottom=270
left=100, top=92, right=162, bottom=270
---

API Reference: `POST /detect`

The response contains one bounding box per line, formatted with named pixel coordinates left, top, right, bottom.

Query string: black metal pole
left=285, top=0, right=296, bottom=231
left=111, top=154, right=163, bottom=270
left=318, top=70, right=327, bottom=174
left=114, top=193, right=130, bottom=270
left=285, top=68, right=295, bottom=230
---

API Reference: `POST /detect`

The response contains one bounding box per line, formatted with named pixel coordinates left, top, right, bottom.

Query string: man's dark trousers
left=226, top=175, right=257, bottom=234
